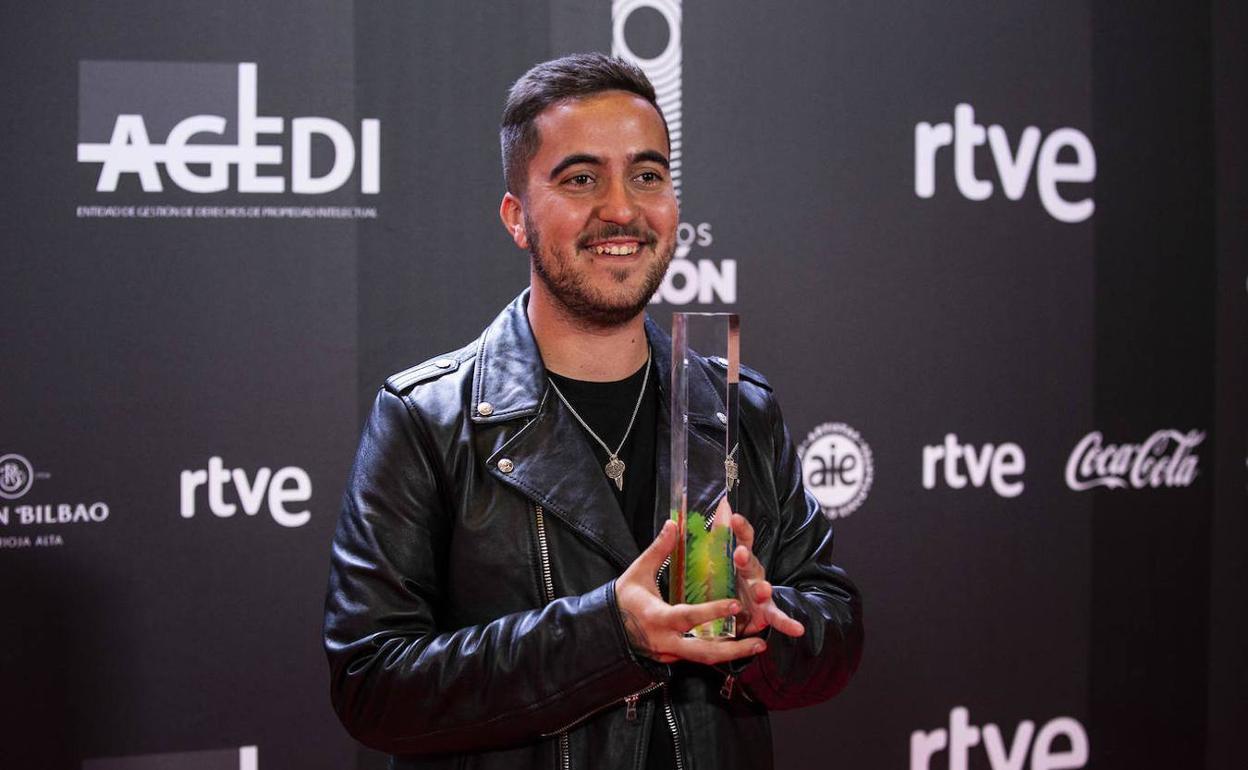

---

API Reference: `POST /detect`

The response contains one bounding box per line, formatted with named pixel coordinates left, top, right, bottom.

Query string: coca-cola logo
left=1065, top=429, right=1205, bottom=491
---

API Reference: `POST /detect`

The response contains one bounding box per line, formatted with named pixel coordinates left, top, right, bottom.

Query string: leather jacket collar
left=472, top=291, right=732, bottom=570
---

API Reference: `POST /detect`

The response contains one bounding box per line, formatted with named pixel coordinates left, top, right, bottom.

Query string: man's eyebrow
left=547, top=150, right=672, bottom=180
left=631, top=150, right=670, bottom=169
left=549, top=154, right=602, bottom=180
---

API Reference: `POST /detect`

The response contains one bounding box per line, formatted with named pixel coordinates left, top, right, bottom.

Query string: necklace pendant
left=605, top=456, right=626, bottom=491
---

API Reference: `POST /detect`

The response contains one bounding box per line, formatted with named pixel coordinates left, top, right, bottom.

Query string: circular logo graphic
left=797, top=423, right=874, bottom=519
left=613, top=0, right=681, bottom=70
left=0, top=453, right=35, bottom=500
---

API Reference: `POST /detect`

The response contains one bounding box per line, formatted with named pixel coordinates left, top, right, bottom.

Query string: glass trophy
left=669, top=312, right=739, bottom=639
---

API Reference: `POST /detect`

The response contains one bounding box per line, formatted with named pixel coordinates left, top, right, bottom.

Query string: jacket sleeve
left=735, top=393, right=865, bottom=709
left=323, top=388, right=657, bottom=755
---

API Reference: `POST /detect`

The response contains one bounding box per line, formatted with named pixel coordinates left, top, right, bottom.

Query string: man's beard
left=527, top=214, right=673, bottom=329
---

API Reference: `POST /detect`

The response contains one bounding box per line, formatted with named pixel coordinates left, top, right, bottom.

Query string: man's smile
left=587, top=239, right=643, bottom=256
left=581, top=229, right=656, bottom=258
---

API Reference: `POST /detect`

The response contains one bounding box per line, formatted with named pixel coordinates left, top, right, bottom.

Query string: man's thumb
left=636, top=519, right=677, bottom=575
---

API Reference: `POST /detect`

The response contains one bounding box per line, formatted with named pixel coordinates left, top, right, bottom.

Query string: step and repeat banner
left=1, top=1, right=1243, bottom=769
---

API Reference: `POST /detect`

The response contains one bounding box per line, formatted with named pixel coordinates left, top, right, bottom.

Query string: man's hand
left=727, top=503, right=806, bottom=639
left=616, top=520, right=767, bottom=664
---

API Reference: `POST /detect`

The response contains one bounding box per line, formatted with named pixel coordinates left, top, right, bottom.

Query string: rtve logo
left=922, top=433, right=1026, bottom=498
left=180, top=457, right=312, bottom=528
left=77, top=61, right=379, bottom=195
left=915, top=104, right=1095, bottom=223
left=911, top=706, right=1088, bottom=770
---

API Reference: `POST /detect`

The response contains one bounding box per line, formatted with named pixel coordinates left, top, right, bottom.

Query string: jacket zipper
left=624, top=693, right=640, bottom=721
left=662, top=684, right=686, bottom=770
left=533, top=505, right=569, bottom=770
left=543, top=680, right=663, bottom=736
left=535, top=504, right=556, bottom=604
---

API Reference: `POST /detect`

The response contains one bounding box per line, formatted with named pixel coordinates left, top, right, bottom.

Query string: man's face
left=507, top=90, right=678, bottom=328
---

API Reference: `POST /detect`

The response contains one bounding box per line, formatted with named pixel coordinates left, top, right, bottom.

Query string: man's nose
left=595, top=176, right=638, bottom=224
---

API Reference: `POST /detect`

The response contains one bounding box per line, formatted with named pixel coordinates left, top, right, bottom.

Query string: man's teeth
left=591, top=243, right=640, bottom=256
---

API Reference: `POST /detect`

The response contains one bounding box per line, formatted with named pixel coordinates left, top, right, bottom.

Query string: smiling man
left=502, top=86, right=675, bottom=334
left=324, top=53, right=863, bottom=770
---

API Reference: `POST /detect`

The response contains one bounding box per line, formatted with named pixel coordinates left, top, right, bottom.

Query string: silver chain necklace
left=546, top=348, right=651, bottom=491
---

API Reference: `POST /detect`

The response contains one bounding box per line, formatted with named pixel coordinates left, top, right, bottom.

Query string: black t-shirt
left=546, top=356, right=678, bottom=770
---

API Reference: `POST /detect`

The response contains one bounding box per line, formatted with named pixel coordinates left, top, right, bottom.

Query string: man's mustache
left=578, top=225, right=657, bottom=248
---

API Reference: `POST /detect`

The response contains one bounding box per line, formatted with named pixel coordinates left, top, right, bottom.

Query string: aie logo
left=77, top=61, right=379, bottom=195
left=797, top=423, right=874, bottom=519
left=180, top=456, right=312, bottom=528
left=922, top=433, right=1026, bottom=498
left=613, top=0, right=735, bottom=305
left=915, top=103, right=1095, bottom=223
left=1065, top=429, right=1203, bottom=491
left=0, top=454, right=36, bottom=500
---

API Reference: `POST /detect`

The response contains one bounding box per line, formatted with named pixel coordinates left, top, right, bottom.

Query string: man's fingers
left=669, top=635, right=766, bottom=665
left=733, top=544, right=763, bottom=578
left=752, top=580, right=773, bottom=604
left=730, top=512, right=755, bottom=549
left=769, top=605, right=806, bottom=637
left=630, top=520, right=677, bottom=578
left=667, top=598, right=740, bottom=632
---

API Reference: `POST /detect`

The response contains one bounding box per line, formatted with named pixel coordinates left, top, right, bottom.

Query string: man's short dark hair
left=500, top=52, right=667, bottom=196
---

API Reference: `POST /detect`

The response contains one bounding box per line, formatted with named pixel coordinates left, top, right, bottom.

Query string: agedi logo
left=78, top=61, right=379, bottom=195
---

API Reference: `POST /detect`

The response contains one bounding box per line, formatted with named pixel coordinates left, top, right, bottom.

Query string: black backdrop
left=1, top=2, right=1244, bottom=769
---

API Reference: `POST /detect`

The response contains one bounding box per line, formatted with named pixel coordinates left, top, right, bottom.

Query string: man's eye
left=566, top=174, right=594, bottom=186
left=636, top=170, right=664, bottom=184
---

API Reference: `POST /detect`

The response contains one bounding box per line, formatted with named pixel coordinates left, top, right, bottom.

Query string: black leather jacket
left=323, top=293, right=864, bottom=769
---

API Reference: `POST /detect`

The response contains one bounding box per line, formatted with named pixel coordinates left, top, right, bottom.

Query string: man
left=324, top=53, right=863, bottom=770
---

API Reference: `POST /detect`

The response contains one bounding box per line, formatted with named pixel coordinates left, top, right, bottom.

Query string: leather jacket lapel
left=488, top=396, right=642, bottom=569
left=474, top=293, right=640, bottom=569
left=470, top=292, right=547, bottom=425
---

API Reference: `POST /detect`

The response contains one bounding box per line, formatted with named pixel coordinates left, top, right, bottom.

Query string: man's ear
left=499, top=192, right=528, bottom=249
